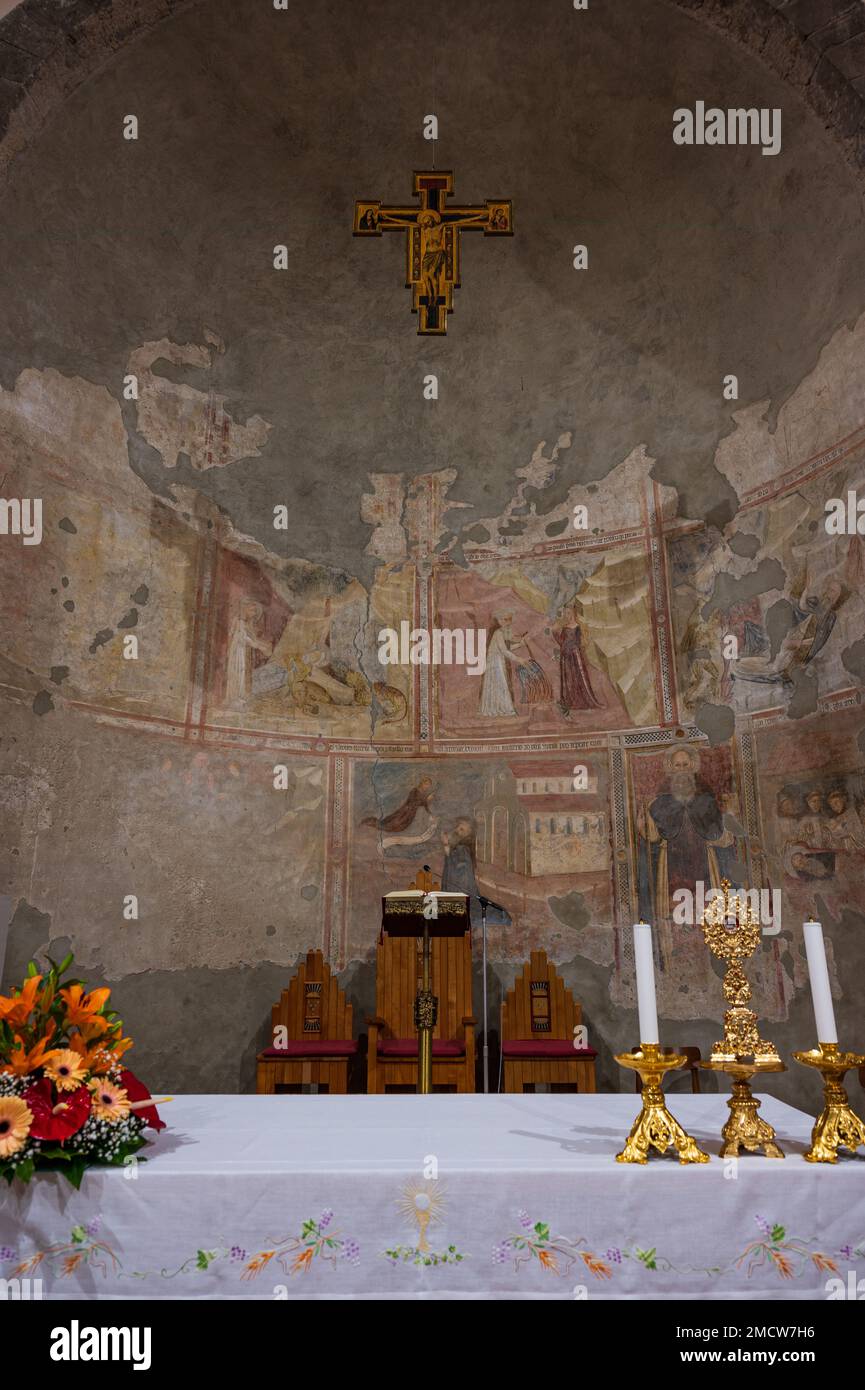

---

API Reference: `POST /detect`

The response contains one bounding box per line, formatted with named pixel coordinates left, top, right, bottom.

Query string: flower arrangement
left=0, top=953, right=165, bottom=1188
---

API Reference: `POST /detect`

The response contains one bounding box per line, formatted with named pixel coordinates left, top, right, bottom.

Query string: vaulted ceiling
left=2, top=1, right=865, bottom=188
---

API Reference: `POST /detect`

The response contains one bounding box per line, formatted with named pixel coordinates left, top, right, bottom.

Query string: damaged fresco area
left=2, top=304, right=864, bottom=1096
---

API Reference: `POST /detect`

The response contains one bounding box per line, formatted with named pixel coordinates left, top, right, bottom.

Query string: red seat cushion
left=260, top=1039, right=357, bottom=1058
left=378, top=1038, right=465, bottom=1058
left=502, top=1039, right=598, bottom=1058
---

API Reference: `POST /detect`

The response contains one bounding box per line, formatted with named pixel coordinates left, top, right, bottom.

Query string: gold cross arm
left=353, top=170, right=513, bottom=334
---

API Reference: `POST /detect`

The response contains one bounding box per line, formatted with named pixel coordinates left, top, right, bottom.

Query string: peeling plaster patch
left=61, top=577, right=70, bottom=588
left=764, top=599, right=795, bottom=660
left=265, top=924, right=276, bottom=937
left=300, top=884, right=318, bottom=901
left=728, top=531, right=760, bottom=558
left=58, top=517, right=77, bottom=534
left=117, top=609, right=138, bottom=628
left=841, top=639, right=865, bottom=681
left=787, top=668, right=819, bottom=720
left=128, top=337, right=271, bottom=473
left=88, top=628, right=114, bottom=653
left=62, top=600, right=74, bottom=612
left=49, top=665, right=69, bottom=685
left=131, top=585, right=149, bottom=605
left=664, top=465, right=739, bottom=534
left=548, top=890, right=590, bottom=931
left=0, top=900, right=54, bottom=993
left=544, top=517, right=569, bottom=537
left=701, top=558, right=787, bottom=619
left=32, top=689, right=53, bottom=715
left=694, top=700, right=735, bottom=746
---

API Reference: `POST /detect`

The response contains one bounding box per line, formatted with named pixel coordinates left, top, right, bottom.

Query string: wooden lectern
left=380, top=867, right=470, bottom=1094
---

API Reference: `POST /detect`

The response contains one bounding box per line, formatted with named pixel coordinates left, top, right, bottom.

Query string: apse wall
left=1, top=0, right=864, bottom=1101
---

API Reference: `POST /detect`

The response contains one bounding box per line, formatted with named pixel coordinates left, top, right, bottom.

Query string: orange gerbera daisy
left=44, top=1048, right=88, bottom=1091
left=1, top=1027, right=56, bottom=1077
left=89, top=1079, right=130, bottom=1122
left=0, top=975, right=43, bottom=1030
left=59, top=983, right=111, bottom=1028
left=0, top=1096, right=33, bottom=1157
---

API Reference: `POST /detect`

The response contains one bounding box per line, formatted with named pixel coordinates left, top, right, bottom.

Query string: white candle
left=633, top=922, right=659, bottom=1045
left=803, top=920, right=838, bottom=1045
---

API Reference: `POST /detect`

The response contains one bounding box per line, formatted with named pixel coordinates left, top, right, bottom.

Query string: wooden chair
left=257, top=949, right=357, bottom=1094
left=367, top=933, right=476, bottom=1093
left=632, top=1044, right=702, bottom=1094
left=501, top=949, right=597, bottom=1093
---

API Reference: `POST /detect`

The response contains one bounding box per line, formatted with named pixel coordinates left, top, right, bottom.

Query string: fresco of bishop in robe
left=636, top=745, right=728, bottom=926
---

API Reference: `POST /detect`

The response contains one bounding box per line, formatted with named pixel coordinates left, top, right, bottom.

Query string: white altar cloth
left=3, top=1093, right=863, bottom=1300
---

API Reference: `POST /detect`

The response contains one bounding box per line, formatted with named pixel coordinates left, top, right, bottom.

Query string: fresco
left=755, top=709, right=865, bottom=925
left=619, top=738, right=795, bottom=1023
left=207, top=549, right=414, bottom=741
left=433, top=550, right=656, bottom=737
left=3, top=322, right=865, bottom=1090
left=346, top=754, right=613, bottom=967
left=670, top=456, right=865, bottom=718
left=0, top=369, right=197, bottom=722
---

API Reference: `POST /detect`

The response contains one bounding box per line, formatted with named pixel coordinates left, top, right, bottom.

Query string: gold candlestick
left=700, top=1058, right=786, bottom=1158
left=793, top=1044, right=865, bottom=1163
left=699, top=880, right=785, bottom=1158
left=615, top=1045, right=710, bottom=1165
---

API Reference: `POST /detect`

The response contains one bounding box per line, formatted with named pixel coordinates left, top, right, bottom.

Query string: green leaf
left=59, top=953, right=74, bottom=975
left=26, top=960, right=38, bottom=977
left=16, top=1157, right=35, bottom=1184
left=39, top=1147, right=72, bottom=1162
left=70, top=1225, right=87, bottom=1244
left=61, top=1158, right=87, bottom=1190
left=771, top=1225, right=785, bottom=1244
left=195, top=1250, right=216, bottom=1270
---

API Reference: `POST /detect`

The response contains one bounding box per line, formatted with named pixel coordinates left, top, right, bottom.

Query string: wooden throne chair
left=256, top=949, right=357, bottom=1094
left=367, top=882, right=476, bottom=1092
left=501, top=949, right=597, bottom=1092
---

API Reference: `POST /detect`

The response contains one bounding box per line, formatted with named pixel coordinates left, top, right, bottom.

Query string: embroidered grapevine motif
left=4, top=1217, right=119, bottom=1279
left=493, top=1211, right=611, bottom=1279
left=736, top=1215, right=838, bottom=1280
left=383, top=1243, right=466, bottom=1267
left=157, top=1210, right=359, bottom=1280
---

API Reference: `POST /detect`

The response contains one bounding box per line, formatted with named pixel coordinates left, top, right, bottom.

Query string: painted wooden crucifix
left=353, top=170, right=513, bottom=335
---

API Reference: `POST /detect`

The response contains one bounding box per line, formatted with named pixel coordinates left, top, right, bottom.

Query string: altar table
left=3, top=1093, right=863, bottom=1300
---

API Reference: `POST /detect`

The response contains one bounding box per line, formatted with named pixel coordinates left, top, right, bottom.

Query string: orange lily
left=59, top=983, right=111, bottom=1027
left=76, top=1017, right=109, bottom=1042
left=2, top=1029, right=56, bottom=1076
left=68, top=1032, right=133, bottom=1074
left=0, top=975, right=43, bottom=1029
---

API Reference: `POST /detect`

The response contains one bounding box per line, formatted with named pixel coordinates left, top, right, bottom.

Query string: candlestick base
left=793, top=1045, right=865, bottom=1163
left=615, top=1045, right=710, bottom=1165
left=699, top=1059, right=786, bottom=1158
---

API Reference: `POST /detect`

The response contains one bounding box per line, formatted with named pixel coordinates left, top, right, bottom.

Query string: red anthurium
left=120, top=1069, right=166, bottom=1131
left=23, top=1077, right=91, bottom=1141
